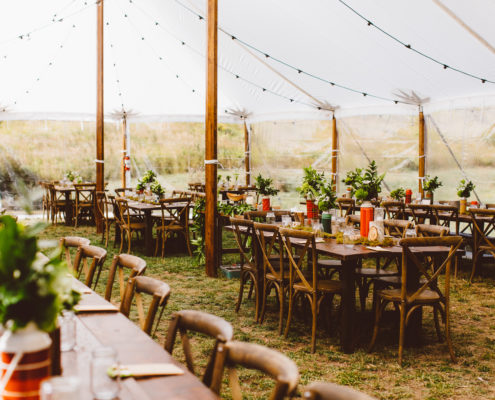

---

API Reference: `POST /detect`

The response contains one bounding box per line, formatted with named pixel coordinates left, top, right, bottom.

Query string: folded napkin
left=315, top=238, right=325, bottom=243
left=109, top=363, right=184, bottom=378
left=74, top=304, right=119, bottom=313
left=366, top=246, right=391, bottom=252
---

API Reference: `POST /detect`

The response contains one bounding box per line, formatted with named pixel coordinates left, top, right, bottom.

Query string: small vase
left=262, top=197, right=271, bottom=211
left=459, top=198, right=467, bottom=214
left=425, top=191, right=433, bottom=204
left=306, top=199, right=315, bottom=219
left=321, top=212, right=332, bottom=233
left=0, top=323, right=52, bottom=400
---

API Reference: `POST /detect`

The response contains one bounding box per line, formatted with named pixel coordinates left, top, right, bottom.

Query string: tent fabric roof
left=1, top=0, right=495, bottom=122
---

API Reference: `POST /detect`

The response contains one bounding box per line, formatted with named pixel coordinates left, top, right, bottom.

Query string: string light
left=336, top=0, right=494, bottom=85
left=0, top=1, right=98, bottom=46
left=1, top=23, right=78, bottom=113
left=128, top=1, right=317, bottom=108
left=173, top=0, right=409, bottom=105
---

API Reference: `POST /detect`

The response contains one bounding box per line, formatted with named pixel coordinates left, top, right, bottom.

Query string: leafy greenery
left=65, top=170, right=77, bottom=181
left=457, top=179, right=475, bottom=198
left=140, top=170, right=157, bottom=184
left=343, top=161, right=385, bottom=202
left=390, top=187, right=406, bottom=201
left=136, top=180, right=145, bottom=192
left=297, top=167, right=325, bottom=199
left=254, top=174, right=279, bottom=197
left=317, top=180, right=337, bottom=211
left=150, top=181, right=165, bottom=197
left=423, top=175, right=443, bottom=193
left=0, top=216, right=79, bottom=332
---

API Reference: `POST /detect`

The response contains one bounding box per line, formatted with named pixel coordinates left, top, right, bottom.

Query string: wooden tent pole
left=331, top=114, right=338, bottom=191
left=244, top=120, right=250, bottom=186
left=96, top=0, right=104, bottom=233
left=205, top=0, right=218, bottom=277
left=418, top=109, right=425, bottom=196
left=122, top=112, right=127, bottom=188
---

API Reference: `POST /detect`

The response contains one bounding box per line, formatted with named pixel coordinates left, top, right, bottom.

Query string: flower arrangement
left=136, top=180, right=146, bottom=192
left=64, top=170, right=76, bottom=182
left=390, top=187, right=406, bottom=201
left=316, top=180, right=337, bottom=211
left=423, top=175, right=442, bottom=193
left=150, top=181, right=165, bottom=197
left=343, top=160, right=384, bottom=203
left=297, top=167, right=325, bottom=199
left=457, top=179, right=475, bottom=198
left=254, top=174, right=279, bottom=197
left=0, top=216, right=80, bottom=332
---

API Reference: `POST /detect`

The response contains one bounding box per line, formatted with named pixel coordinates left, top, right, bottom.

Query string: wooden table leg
left=144, top=210, right=153, bottom=256
left=341, top=258, right=357, bottom=353
left=64, top=192, right=73, bottom=226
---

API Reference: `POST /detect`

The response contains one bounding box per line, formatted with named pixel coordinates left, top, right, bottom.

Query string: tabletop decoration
left=298, top=167, right=325, bottom=219
left=0, top=216, right=80, bottom=399
left=150, top=181, right=165, bottom=199
left=457, top=179, right=475, bottom=214
left=390, top=187, right=405, bottom=202
left=422, top=175, right=442, bottom=204
left=254, top=173, right=279, bottom=211
left=316, top=179, right=337, bottom=233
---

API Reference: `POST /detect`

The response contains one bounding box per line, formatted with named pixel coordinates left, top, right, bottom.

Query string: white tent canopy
left=1, top=0, right=495, bottom=122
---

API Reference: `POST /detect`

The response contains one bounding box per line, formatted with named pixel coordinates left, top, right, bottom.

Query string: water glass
left=266, top=212, right=276, bottom=224
left=343, top=227, right=355, bottom=249
left=281, top=215, right=292, bottom=227
left=59, top=311, right=76, bottom=352
left=405, top=229, right=417, bottom=238
left=374, top=207, right=385, bottom=221
left=41, top=376, right=80, bottom=400
left=90, top=347, right=120, bottom=400
left=313, top=222, right=323, bottom=236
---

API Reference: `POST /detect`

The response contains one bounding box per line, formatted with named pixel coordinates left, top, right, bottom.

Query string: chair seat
left=156, top=224, right=185, bottom=232
left=293, top=279, right=342, bottom=293
left=266, top=270, right=290, bottom=281
left=375, top=275, right=427, bottom=286
left=478, top=245, right=495, bottom=253
left=378, top=288, right=440, bottom=304
left=318, top=259, right=343, bottom=269
left=122, top=222, right=146, bottom=230
left=356, top=268, right=398, bottom=277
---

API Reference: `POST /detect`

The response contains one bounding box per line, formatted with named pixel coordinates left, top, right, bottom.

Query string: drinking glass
left=41, top=377, right=80, bottom=400
left=281, top=215, right=292, bottom=227
left=266, top=212, right=275, bottom=224
left=313, top=222, right=323, bottom=236
left=343, top=227, right=355, bottom=248
left=59, top=310, right=76, bottom=352
left=374, top=207, right=385, bottom=221
left=90, top=347, right=120, bottom=400
left=405, top=229, right=417, bottom=239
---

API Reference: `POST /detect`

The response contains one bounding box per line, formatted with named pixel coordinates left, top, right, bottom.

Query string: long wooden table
left=53, top=186, right=76, bottom=226
left=66, top=280, right=218, bottom=399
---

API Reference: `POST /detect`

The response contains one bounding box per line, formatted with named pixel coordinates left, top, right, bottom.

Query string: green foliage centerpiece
left=343, top=160, right=384, bottom=204
left=457, top=179, right=475, bottom=214
left=390, top=187, right=406, bottom=202
left=298, top=166, right=325, bottom=219
left=422, top=175, right=442, bottom=203
left=254, top=174, right=279, bottom=210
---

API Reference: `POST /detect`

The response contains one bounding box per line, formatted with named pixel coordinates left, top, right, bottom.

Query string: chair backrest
left=279, top=228, right=317, bottom=293
left=381, top=201, right=405, bottom=220
left=210, top=340, right=299, bottom=400
left=303, top=381, right=377, bottom=400
left=74, top=183, right=96, bottom=205
left=253, top=222, right=285, bottom=279
left=59, top=236, right=91, bottom=272
left=115, top=187, right=134, bottom=197
left=157, top=197, right=192, bottom=229
left=164, top=310, right=234, bottom=387
left=415, top=224, right=449, bottom=237
left=104, top=254, right=147, bottom=302
left=230, top=217, right=257, bottom=268
left=383, top=219, right=412, bottom=238
left=469, top=208, right=495, bottom=249
left=245, top=210, right=292, bottom=222
left=115, top=197, right=132, bottom=226
left=73, top=244, right=107, bottom=288
left=336, top=198, right=355, bottom=217
left=120, top=276, right=171, bottom=336
left=48, top=183, right=65, bottom=203
left=95, top=191, right=111, bottom=220
left=407, top=204, right=435, bottom=225
left=430, top=204, right=458, bottom=231
left=398, top=236, right=462, bottom=302
left=345, top=214, right=360, bottom=227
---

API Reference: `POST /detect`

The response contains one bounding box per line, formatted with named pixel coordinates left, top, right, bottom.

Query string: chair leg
left=253, top=276, right=260, bottom=322
left=278, top=284, right=285, bottom=335
left=368, top=298, right=386, bottom=353
left=470, top=250, right=480, bottom=283
left=433, top=305, right=443, bottom=342
left=260, top=279, right=269, bottom=325
left=310, top=294, right=317, bottom=354
left=119, top=228, right=124, bottom=254
left=184, top=230, right=193, bottom=257
left=127, top=230, right=131, bottom=254
left=398, top=302, right=406, bottom=365
left=235, top=272, right=247, bottom=313
left=284, top=290, right=296, bottom=339
left=444, top=303, right=456, bottom=363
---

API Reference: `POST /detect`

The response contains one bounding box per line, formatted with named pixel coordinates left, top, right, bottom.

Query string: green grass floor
left=39, top=222, right=495, bottom=400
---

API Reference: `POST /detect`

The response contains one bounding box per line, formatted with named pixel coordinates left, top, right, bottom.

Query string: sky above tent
left=1, top=0, right=495, bottom=121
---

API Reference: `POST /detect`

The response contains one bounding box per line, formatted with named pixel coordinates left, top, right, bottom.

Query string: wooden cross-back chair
left=73, top=183, right=96, bottom=227
left=381, top=201, right=405, bottom=220
left=72, top=244, right=107, bottom=289
left=164, top=310, right=233, bottom=388
left=154, top=197, right=192, bottom=257
left=407, top=204, right=435, bottom=226
left=115, top=197, right=146, bottom=254
left=369, top=236, right=463, bottom=364
left=245, top=210, right=292, bottom=222
left=336, top=198, right=355, bottom=217
left=430, top=204, right=459, bottom=235
left=210, top=340, right=299, bottom=400
left=383, top=219, right=412, bottom=238
left=120, top=276, right=171, bottom=336
left=303, top=381, right=377, bottom=400
left=59, top=236, right=91, bottom=273
left=48, top=184, right=67, bottom=224
left=114, top=187, right=134, bottom=197
left=95, top=191, right=114, bottom=247
left=416, top=224, right=449, bottom=237
left=469, top=208, right=495, bottom=282
left=104, top=254, right=146, bottom=303
left=280, top=228, right=342, bottom=353
left=229, top=217, right=260, bottom=321
left=253, top=222, right=288, bottom=335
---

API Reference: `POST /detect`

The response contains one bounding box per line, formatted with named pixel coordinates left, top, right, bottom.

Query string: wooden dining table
left=53, top=186, right=76, bottom=226
left=66, top=279, right=218, bottom=400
